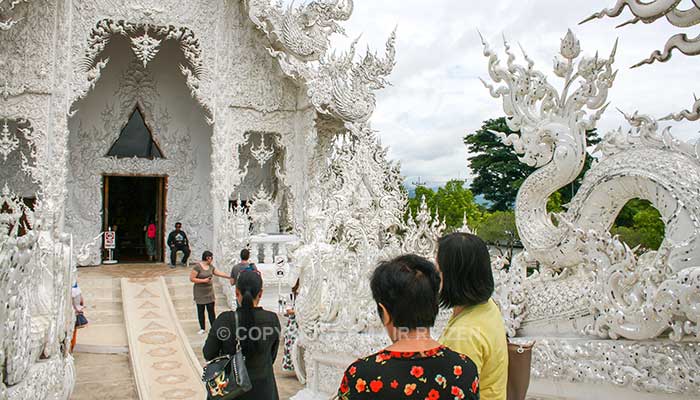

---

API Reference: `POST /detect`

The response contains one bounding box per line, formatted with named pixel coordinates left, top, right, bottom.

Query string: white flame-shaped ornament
left=0, top=119, right=20, bottom=162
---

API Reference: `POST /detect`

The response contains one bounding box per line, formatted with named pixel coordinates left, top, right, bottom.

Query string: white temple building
left=1, top=0, right=700, bottom=399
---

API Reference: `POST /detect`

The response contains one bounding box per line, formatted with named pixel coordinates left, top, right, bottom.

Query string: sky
left=328, top=0, right=700, bottom=189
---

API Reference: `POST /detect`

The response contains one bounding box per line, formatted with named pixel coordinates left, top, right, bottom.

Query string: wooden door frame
left=102, top=174, right=168, bottom=262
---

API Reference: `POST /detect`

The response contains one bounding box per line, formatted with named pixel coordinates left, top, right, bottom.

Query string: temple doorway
left=102, top=175, right=166, bottom=263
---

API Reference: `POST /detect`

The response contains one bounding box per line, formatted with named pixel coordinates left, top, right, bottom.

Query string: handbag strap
left=233, top=311, right=242, bottom=354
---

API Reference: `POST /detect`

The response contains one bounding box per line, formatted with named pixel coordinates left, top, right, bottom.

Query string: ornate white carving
left=663, top=95, right=700, bottom=122
left=130, top=27, right=161, bottom=68
left=250, top=135, right=274, bottom=167
left=481, top=24, right=700, bottom=399
left=0, top=0, right=29, bottom=31
left=66, top=57, right=213, bottom=265
left=491, top=254, right=526, bottom=337
left=0, top=118, right=18, bottom=161
left=402, top=195, right=445, bottom=259
left=531, top=339, right=700, bottom=395
left=457, top=211, right=475, bottom=234
left=581, top=0, right=700, bottom=68
left=2, top=2, right=323, bottom=398
left=221, top=197, right=251, bottom=262
left=481, top=30, right=617, bottom=269
left=75, top=20, right=210, bottom=114
left=246, top=0, right=354, bottom=62
left=247, top=0, right=396, bottom=123
left=249, top=185, right=275, bottom=234
left=1, top=195, right=75, bottom=399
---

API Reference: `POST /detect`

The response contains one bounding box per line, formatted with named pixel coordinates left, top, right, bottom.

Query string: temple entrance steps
left=73, top=263, right=304, bottom=399
left=121, top=276, right=206, bottom=399
left=73, top=268, right=137, bottom=399
left=74, top=273, right=130, bottom=353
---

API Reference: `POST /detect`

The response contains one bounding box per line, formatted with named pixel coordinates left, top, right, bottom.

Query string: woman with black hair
left=203, top=269, right=281, bottom=400
left=437, top=233, right=508, bottom=400
left=337, top=254, right=479, bottom=400
left=190, top=251, right=234, bottom=335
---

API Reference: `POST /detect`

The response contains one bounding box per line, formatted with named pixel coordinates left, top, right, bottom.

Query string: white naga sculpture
left=478, top=2, right=700, bottom=396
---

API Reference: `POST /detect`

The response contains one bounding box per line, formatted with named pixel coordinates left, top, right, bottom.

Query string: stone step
left=81, top=284, right=122, bottom=299
left=83, top=310, right=125, bottom=326
left=83, top=298, right=123, bottom=312
left=74, top=323, right=128, bottom=354
left=72, top=353, right=138, bottom=400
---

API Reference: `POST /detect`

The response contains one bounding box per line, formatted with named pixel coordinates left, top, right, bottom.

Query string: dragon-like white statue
left=481, top=30, right=700, bottom=341
left=582, top=0, right=700, bottom=67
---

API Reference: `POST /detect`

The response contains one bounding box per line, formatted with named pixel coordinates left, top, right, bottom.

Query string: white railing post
left=263, top=242, right=274, bottom=264
left=278, top=242, right=287, bottom=261
left=250, top=242, right=260, bottom=264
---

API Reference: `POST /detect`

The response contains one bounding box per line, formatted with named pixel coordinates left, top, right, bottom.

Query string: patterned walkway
left=121, top=277, right=206, bottom=400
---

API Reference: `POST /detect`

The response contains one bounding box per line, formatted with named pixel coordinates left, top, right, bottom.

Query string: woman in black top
left=337, top=254, right=479, bottom=400
left=203, top=270, right=281, bottom=400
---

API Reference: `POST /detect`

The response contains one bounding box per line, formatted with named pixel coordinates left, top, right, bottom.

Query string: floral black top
left=338, top=345, right=479, bottom=400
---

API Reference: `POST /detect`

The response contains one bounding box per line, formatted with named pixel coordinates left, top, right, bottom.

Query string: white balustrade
left=248, top=233, right=299, bottom=265
left=245, top=234, right=299, bottom=285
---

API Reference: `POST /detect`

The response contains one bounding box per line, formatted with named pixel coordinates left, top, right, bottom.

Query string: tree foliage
left=464, top=118, right=533, bottom=211
left=475, top=210, right=519, bottom=258
left=611, top=199, right=664, bottom=251
left=406, top=180, right=484, bottom=232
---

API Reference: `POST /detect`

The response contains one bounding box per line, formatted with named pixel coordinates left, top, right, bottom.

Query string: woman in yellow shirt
left=437, top=232, right=509, bottom=400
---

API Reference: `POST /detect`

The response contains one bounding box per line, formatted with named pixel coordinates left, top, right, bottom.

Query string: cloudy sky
left=330, top=0, right=700, bottom=189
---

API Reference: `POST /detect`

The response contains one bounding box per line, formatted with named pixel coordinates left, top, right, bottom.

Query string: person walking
left=71, top=282, right=88, bottom=352
left=230, top=248, right=256, bottom=284
left=228, top=248, right=258, bottom=309
left=204, top=269, right=281, bottom=400
left=337, top=254, right=479, bottom=399
left=281, top=279, right=300, bottom=372
left=167, top=222, right=190, bottom=267
left=190, top=251, right=233, bottom=335
left=144, top=218, right=157, bottom=262
left=437, top=232, right=508, bottom=400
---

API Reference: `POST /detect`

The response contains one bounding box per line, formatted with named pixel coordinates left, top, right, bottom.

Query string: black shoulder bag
left=202, top=312, right=252, bottom=399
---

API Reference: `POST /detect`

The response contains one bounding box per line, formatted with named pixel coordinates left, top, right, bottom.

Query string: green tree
left=406, top=180, right=484, bottom=232
left=475, top=210, right=519, bottom=258
left=464, top=117, right=600, bottom=211
left=611, top=199, right=664, bottom=251
left=464, top=118, right=533, bottom=211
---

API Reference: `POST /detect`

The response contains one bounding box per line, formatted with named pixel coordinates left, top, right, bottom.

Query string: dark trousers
left=196, top=302, right=216, bottom=330
left=170, top=245, right=190, bottom=265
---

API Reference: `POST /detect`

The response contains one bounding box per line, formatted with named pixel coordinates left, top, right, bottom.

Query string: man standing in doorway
left=167, top=222, right=190, bottom=267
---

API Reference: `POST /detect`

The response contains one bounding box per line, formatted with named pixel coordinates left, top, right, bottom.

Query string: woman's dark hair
left=237, top=270, right=263, bottom=356
left=240, top=248, right=250, bottom=261
left=370, top=254, right=441, bottom=329
left=437, top=232, right=494, bottom=308
left=201, top=250, right=213, bottom=261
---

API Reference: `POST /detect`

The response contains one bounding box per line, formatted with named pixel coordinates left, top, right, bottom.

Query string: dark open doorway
left=103, top=175, right=166, bottom=263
